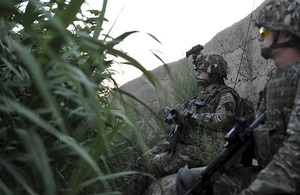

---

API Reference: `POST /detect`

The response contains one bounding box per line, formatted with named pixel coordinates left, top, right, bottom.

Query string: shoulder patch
left=224, top=102, right=233, bottom=112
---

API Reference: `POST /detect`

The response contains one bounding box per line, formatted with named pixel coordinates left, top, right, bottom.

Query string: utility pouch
left=253, top=123, right=277, bottom=168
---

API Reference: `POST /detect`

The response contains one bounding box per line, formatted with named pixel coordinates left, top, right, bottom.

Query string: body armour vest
left=179, top=85, right=236, bottom=145
left=186, top=85, right=233, bottom=115
left=254, top=62, right=300, bottom=167
left=265, top=62, right=300, bottom=132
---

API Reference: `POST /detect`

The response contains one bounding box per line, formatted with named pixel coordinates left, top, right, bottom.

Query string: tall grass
left=0, top=1, right=227, bottom=194
left=0, top=0, right=158, bottom=194
left=169, top=58, right=198, bottom=105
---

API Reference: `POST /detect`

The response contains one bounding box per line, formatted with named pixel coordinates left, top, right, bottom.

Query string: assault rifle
left=185, top=111, right=266, bottom=195
left=165, top=89, right=217, bottom=159
left=165, top=109, right=194, bottom=159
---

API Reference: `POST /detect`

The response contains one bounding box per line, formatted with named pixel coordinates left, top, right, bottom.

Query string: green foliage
left=100, top=91, right=166, bottom=194
left=169, top=58, right=198, bottom=105
left=0, top=0, right=158, bottom=194
left=197, top=131, right=226, bottom=165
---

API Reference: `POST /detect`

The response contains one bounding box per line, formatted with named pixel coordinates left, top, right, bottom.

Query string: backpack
left=220, top=87, right=255, bottom=121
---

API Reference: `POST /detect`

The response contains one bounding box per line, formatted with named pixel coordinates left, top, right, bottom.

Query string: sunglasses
left=259, top=27, right=273, bottom=39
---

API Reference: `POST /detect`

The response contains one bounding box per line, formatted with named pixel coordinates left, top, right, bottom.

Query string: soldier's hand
left=164, top=109, right=180, bottom=124
left=158, top=107, right=171, bottom=119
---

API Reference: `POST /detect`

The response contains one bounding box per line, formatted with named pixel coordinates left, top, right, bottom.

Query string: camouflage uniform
left=142, top=54, right=239, bottom=177
left=238, top=54, right=300, bottom=195
left=176, top=0, right=300, bottom=194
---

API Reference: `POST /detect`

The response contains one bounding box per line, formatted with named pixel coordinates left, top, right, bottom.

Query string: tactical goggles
left=259, top=27, right=273, bottom=39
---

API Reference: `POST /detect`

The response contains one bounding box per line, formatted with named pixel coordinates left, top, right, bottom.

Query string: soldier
left=176, top=0, right=300, bottom=194
left=138, top=54, right=241, bottom=180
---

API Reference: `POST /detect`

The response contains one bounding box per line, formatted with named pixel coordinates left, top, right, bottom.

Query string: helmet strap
left=272, top=36, right=300, bottom=49
left=261, top=31, right=300, bottom=59
left=206, top=78, right=216, bottom=86
left=196, top=78, right=215, bottom=88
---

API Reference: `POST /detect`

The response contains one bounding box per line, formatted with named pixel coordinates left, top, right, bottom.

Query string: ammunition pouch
left=254, top=124, right=288, bottom=168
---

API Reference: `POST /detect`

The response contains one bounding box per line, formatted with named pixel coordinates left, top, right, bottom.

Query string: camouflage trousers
left=176, top=165, right=260, bottom=195
left=139, top=140, right=208, bottom=178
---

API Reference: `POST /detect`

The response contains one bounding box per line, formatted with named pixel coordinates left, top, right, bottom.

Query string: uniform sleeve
left=192, top=92, right=237, bottom=132
left=256, top=89, right=266, bottom=116
left=239, top=79, right=300, bottom=195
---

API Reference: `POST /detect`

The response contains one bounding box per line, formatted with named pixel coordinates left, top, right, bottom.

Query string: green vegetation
left=0, top=0, right=157, bottom=194
left=0, top=1, right=225, bottom=194
left=169, top=58, right=198, bottom=105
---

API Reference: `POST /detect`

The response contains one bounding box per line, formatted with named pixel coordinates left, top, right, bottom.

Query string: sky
left=83, top=0, right=266, bottom=86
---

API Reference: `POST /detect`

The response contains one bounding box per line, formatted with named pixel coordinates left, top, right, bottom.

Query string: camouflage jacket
left=174, top=85, right=238, bottom=144
left=240, top=62, right=300, bottom=195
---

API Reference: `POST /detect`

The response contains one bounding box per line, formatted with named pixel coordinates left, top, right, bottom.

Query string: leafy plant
left=168, top=58, right=197, bottom=105
left=0, top=0, right=158, bottom=194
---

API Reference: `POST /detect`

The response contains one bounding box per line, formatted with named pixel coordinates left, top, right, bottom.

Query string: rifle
left=165, top=88, right=217, bottom=159
left=165, top=109, right=194, bottom=159
left=185, top=111, right=266, bottom=195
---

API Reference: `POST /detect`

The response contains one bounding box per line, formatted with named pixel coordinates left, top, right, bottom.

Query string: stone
left=143, top=173, right=177, bottom=195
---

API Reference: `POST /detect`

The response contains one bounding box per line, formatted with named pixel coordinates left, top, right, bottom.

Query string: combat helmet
left=195, top=54, right=228, bottom=80
left=255, top=0, right=300, bottom=58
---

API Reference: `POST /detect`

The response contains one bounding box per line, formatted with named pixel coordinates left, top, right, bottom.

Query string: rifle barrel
left=184, top=111, right=266, bottom=195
